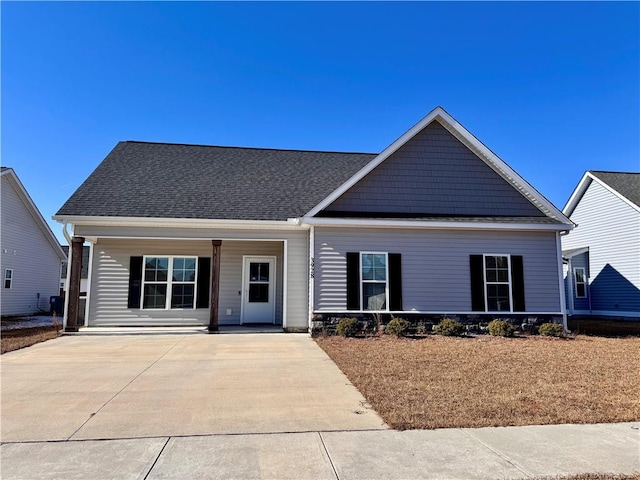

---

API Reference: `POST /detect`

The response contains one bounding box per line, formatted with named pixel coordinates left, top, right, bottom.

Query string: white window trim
left=4, top=269, right=13, bottom=289
left=141, top=255, right=198, bottom=310
left=574, top=267, right=587, bottom=298
left=360, top=252, right=389, bottom=312
left=482, top=254, right=513, bottom=313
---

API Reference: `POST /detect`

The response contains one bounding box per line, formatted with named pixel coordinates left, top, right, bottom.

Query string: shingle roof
left=590, top=171, right=640, bottom=208
left=56, top=142, right=376, bottom=221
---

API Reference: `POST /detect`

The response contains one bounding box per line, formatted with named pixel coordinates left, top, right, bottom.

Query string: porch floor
left=70, top=325, right=285, bottom=335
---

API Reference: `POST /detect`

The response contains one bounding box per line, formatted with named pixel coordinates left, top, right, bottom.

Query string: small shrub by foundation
left=539, top=322, right=564, bottom=337
left=336, top=317, right=360, bottom=337
left=416, top=321, right=428, bottom=335
left=385, top=317, right=410, bottom=337
left=488, top=319, right=515, bottom=337
left=434, top=318, right=465, bottom=336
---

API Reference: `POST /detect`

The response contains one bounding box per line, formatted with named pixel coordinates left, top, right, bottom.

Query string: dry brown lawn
left=316, top=335, right=640, bottom=430
left=1, top=327, right=60, bottom=354
left=541, top=474, right=640, bottom=480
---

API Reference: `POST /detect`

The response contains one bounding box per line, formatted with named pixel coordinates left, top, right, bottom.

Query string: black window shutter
left=196, top=257, right=211, bottom=309
left=388, top=253, right=402, bottom=311
left=470, top=255, right=485, bottom=311
left=127, top=256, right=143, bottom=309
left=346, top=252, right=360, bottom=310
left=511, top=255, right=526, bottom=312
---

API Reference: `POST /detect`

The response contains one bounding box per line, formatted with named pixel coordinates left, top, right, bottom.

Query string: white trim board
left=53, top=215, right=307, bottom=230
left=304, top=106, right=572, bottom=227
left=563, top=171, right=640, bottom=217
left=569, top=310, right=640, bottom=318
left=301, top=217, right=570, bottom=232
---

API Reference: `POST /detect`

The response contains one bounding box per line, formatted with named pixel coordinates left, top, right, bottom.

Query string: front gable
left=320, top=120, right=546, bottom=218
left=305, top=107, right=570, bottom=227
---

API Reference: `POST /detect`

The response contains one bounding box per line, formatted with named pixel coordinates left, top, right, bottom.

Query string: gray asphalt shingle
left=56, top=142, right=376, bottom=221
left=590, top=171, right=640, bottom=208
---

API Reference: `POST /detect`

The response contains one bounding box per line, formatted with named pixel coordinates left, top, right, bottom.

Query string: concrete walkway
left=2, top=423, right=638, bottom=479
left=1, top=334, right=639, bottom=478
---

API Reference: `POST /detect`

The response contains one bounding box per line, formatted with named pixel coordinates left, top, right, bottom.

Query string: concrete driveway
left=1, top=333, right=385, bottom=442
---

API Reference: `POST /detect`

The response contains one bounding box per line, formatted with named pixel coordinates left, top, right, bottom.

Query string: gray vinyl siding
left=0, top=175, right=63, bottom=315
left=218, top=241, right=283, bottom=326
left=80, top=227, right=309, bottom=328
left=323, top=121, right=545, bottom=217
left=314, top=227, right=561, bottom=313
left=563, top=180, right=640, bottom=315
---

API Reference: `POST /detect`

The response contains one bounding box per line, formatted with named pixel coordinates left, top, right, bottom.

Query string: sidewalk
left=2, top=422, right=638, bottom=479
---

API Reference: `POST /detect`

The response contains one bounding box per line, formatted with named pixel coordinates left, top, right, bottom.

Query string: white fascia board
left=2, top=169, right=67, bottom=260
left=563, top=172, right=592, bottom=217
left=304, top=106, right=571, bottom=225
left=301, top=217, right=571, bottom=232
left=52, top=215, right=308, bottom=230
left=564, top=171, right=640, bottom=217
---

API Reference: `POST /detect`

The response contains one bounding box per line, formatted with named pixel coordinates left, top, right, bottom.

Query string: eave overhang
left=52, top=215, right=308, bottom=230
left=301, top=216, right=573, bottom=232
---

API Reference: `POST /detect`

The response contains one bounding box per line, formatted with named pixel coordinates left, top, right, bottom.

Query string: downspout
left=556, top=231, right=569, bottom=332
left=61, top=221, right=73, bottom=330
left=308, top=225, right=315, bottom=333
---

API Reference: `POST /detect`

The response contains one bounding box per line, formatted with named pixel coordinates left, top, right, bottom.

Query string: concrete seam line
left=459, top=428, right=534, bottom=479
left=142, top=437, right=171, bottom=480
left=318, top=432, right=340, bottom=480
left=65, top=338, right=185, bottom=441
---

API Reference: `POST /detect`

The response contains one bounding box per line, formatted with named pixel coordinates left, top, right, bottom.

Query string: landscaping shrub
left=433, top=318, right=465, bottom=336
left=539, top=322, right=564, bottom=337
left=336, top=317, right=360, bottom=337
left=488, top=319, right=515, bottom=337
left=385, top=317, right=410, bottom=337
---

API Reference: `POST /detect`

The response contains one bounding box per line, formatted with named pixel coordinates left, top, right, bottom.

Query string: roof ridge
left=122, top=140, right=376, bottom=156
left=589, top=170, right=640, bottom=175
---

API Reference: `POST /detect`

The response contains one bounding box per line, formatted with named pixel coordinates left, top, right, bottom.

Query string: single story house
left=1, top=167, right=67, bottom=316
left=562, top=171, right=640, bottom=319
left=54, top=107, right=574, bottom=332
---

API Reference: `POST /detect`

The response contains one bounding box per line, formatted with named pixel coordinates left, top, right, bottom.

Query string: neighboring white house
left=562, top=171, right=640, bottom=319
left=1, top=167, right=67, bottom=316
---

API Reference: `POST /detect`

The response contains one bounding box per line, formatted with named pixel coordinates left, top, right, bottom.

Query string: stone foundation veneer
left=311, top=312, right=563, bottom=336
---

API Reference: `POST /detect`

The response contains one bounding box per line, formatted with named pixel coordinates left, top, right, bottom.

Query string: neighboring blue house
left=562, top=171, right=640, bottom=319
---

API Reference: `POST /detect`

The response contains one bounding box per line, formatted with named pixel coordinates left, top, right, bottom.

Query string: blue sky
left=3, top=1, right=639, bottom=244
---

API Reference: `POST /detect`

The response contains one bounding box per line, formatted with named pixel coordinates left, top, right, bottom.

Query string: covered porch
left=63, top=233, right=305, bottom=332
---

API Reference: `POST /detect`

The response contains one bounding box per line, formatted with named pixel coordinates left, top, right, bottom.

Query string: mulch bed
left=1, top=326, right=61, bottom=354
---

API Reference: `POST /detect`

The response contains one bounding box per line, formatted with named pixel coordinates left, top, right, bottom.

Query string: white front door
left=241, top=256, right=276, bottom=324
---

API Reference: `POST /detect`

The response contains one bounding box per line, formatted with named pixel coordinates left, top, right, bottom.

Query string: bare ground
left=315, top=335, right=640, bottom=430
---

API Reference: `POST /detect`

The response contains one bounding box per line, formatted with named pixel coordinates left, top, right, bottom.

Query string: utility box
left=50, top=296, right=64, bottom=315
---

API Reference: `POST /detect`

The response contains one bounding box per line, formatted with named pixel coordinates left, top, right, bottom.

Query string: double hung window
left=4, top=269, right=12, bottom=289
left=142, top=256, right=197, bottom=309
left=574, top=267, right=587, bottom=298
left=484, top=255, right=512, bottom=312
left=361, top=253, right=388, bottom=311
